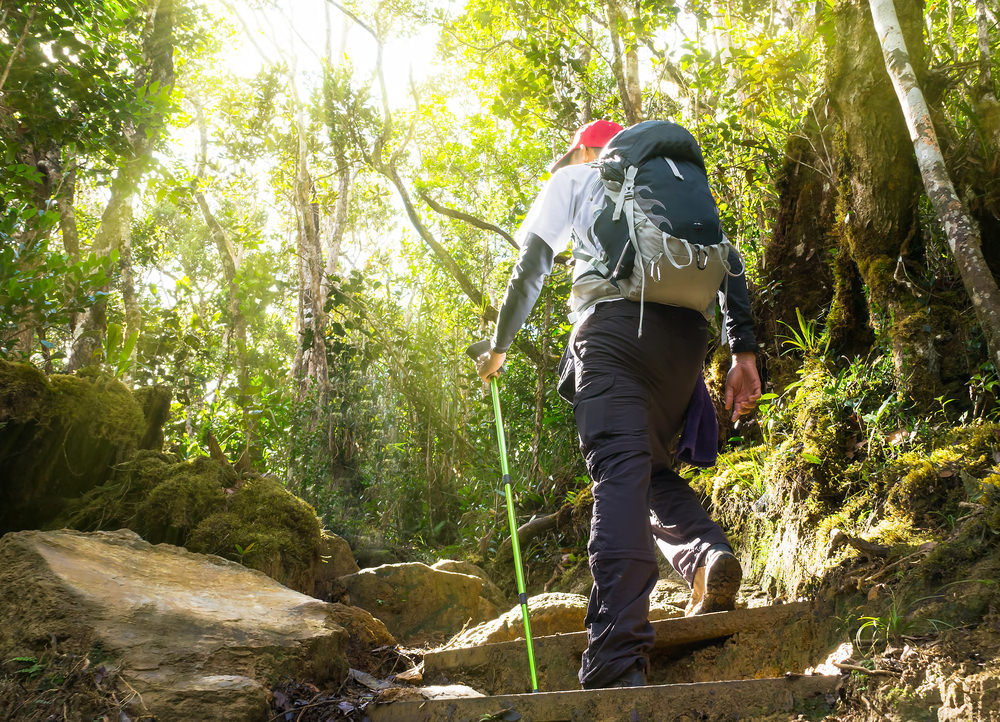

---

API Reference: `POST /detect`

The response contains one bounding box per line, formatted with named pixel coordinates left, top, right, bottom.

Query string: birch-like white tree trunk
left=869, top=0, right=1000, bottom=372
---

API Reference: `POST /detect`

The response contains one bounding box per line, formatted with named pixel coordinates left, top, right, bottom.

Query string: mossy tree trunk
left=291, top=116, right=331, bottom=401
left=827, top=0, right=953, bottom=403
left=768, top=0, right=970, bottom=404
left=761, top=103, right=874, bottom=391
left=870, top=0, right=1000, bottom=377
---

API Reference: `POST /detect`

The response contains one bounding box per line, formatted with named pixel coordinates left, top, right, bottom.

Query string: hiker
left=474, top=119, right=761, bottom=690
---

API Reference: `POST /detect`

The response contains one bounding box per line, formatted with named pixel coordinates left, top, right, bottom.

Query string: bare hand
left=724, top=351, right=761, bottom=423
left=476, top=349, right=506, bottom=383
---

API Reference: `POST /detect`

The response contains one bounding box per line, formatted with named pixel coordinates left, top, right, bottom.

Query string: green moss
left=59, top=451, right=176, bottom=531
left=188, top=476, right=322, bottom=594
left=133, top=457, right=228, bottom=546
left=0, top=362, right=146, bottom=532
left=0, top=361, right=52, bottom=426
left=826, top=249, right=874, bottom=358
left=814, top=492, right=874, bottom=542
left=0, top=361, right=143, bottom=442
left=883, top=424, right=999, bottom=528
left=48, top=372, right=143, bottom=446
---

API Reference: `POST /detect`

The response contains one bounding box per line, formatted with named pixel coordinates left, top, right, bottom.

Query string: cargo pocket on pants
left=573, top=372, right=616, bottom=454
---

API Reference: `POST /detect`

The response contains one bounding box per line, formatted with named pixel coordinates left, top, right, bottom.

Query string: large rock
left=432, top=559, right=506, bottom=609
left=340, top=563, right=491, bottom=644
left=0, top=363, right=146, bottom=532
left=64, top=453, right=323, bottom=594
left=315, top=531, right=360, bottom=599
left=0, top=529, right=348, bottom=721
left=443, top=592, right=589, bottom=649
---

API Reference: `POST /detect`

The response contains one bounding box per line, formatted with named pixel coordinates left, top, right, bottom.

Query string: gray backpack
left=572, top=121, right=743, bottom=333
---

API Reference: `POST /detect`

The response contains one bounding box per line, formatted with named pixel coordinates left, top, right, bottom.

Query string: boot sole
left=695, top=553, right=742, bottom=614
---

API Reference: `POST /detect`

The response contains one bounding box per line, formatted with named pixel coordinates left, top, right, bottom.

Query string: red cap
left=550, top=119, right=624, bottom=172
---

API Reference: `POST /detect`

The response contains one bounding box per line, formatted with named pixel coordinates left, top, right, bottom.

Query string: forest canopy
left=1, top=0, right=998, bottom=556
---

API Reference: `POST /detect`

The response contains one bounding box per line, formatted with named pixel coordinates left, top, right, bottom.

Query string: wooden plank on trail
left=367, top=673, right=841, bottom=722
left=425, top=602, right=811, bottom=677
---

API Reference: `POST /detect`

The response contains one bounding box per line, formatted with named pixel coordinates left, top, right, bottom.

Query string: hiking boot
left=607, top=661, right=647, bottom=688
left=685, top=545, right=742, bottom=616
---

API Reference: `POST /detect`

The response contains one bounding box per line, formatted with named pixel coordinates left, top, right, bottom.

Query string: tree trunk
left=974, top=0, right=1000, bottom=154
left=321, top=161, right=352, bottom=304
left=66, top=0, right=175, bottom=372
left=291, top=122, right=331, bottom=399
left=870, top=0, right=1000, bottom=374
left=188, top=93, right=254, bottom=456
left=602, top=0, right=642, bottom=124
left=379, top=161, right=546, bottom=366
left=823, top=0, right=960, bottom=404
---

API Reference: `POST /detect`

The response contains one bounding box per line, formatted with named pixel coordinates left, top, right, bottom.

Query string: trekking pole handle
left=466, top=338, right=505, bottom=378
left=465, top=338, right=492, bottom=361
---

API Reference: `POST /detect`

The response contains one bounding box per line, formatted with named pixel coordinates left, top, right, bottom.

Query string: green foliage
left=778, top=308, right=830, bottom=358
left=854, top=599, right=914, bottom=652
left=7, top=657, right=45, bottom=679
left=0, top=226, right=115, bottom=362
left=2, top=0, right=997, bottom=571
left=0, top=2, right=149, bottom=164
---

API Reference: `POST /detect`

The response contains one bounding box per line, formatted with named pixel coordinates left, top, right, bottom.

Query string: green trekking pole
left=467, top=339, right=540, bottom=693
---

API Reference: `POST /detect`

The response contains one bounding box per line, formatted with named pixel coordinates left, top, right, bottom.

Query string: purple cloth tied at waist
left=677, top=373, right=718, bottom=468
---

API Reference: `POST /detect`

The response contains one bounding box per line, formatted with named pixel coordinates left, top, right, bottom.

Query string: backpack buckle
left=695, top=245, right=710, bottom=270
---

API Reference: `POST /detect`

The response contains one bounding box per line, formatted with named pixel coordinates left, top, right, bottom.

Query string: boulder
left=649, top=577, right=689, bottom=620
left=339, top=563, right=489, bottom=644
left=355, top=547, right=400, bottom=568
left=0, top=363, right=145, bottom=532
left=0, top=529, right=348, bottom=721
left=327, top=602, right=396, bottom=670
left=63, top=454, right=323, bottom=595
left=432, top=559, right=506, bottom=609
left=315, top=531, right=360, bottom=599
left=443, top=592, right=589, bottom=649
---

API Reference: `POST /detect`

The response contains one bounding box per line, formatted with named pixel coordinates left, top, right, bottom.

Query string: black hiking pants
left=572, top=301, right=732, bottom=689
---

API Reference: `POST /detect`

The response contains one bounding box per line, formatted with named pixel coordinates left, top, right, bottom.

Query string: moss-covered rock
left=0, top=362, right=145, bottom=532
left=882, top=425, right=999, bottom=530
left=132, top=386, right=172, bottom=451
left=61, top=451, right=194, bottom=534
left=187, top=476, right=322, bottom=594
left=134, top=457, right=229, bottom=546
left=61, top=452, right=323, bottom=595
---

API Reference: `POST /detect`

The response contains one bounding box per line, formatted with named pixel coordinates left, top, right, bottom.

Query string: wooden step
left=367, top=674, right=841, bottom=722
left=424, top=603, right=812, bottom=693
